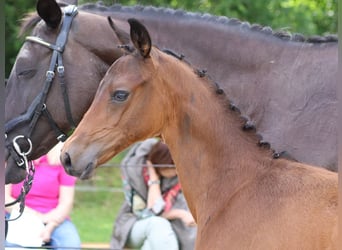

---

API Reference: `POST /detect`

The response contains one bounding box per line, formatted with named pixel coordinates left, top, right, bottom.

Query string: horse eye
left=17, top=69, right=36, bottom=79
left=112, top=90, right=130, bottom=103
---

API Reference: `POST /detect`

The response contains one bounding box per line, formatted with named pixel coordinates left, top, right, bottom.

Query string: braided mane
left=20, top=2, right=337, bottom=43
left=79, top=2, right=337, bottom=44
left=160, top=48, right=283, bottom=159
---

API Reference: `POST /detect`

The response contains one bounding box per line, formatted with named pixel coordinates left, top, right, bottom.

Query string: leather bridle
left=5, top=5, right=78, bottom=170
left=5, top=5, right=78, bottom=218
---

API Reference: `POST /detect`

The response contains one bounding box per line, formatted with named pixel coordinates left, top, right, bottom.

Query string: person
left=5, top=142, right=81, bottom=250
left=110, top=138, right=197, bottom=250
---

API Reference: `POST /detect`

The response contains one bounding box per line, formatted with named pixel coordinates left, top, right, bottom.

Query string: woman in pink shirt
left=5, top=143, right=81, bottom=249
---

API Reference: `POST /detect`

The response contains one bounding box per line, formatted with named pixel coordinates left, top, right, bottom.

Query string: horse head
left=5, top=0, right=125, bottom=183
left=61, top=19, right=170, bottom=179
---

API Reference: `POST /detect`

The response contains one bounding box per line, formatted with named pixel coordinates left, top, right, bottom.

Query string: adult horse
left=61, top=19, right=338, bottom=249
left=5, top=0, right=337, bottom=184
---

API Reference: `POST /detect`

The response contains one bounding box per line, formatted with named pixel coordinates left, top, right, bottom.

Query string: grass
left=71, top=152, right=128, bottom=243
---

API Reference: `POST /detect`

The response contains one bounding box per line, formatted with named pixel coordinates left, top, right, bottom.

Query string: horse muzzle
left=61, top=152, right=95, bottom=180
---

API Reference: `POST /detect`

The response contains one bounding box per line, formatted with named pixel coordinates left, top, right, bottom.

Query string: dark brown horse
left=5, top=0, right=337, bottom=183
left=61, top=19, right=338, bottom=249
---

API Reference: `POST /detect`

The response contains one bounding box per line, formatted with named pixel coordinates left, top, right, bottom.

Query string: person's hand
left=147, top=160, right=159, bottom=181
left=180, top=211, right=196, bottom=227
left=40, top=221, right=58, bottom=243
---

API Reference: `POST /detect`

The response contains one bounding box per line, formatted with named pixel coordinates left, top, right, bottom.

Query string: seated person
left=111, top=138, right=197, bottom=250
left=5, top=142, right=81, bottom=250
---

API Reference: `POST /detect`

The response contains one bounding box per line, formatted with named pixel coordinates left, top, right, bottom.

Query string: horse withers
left=61, top=19, right=338, bottom=249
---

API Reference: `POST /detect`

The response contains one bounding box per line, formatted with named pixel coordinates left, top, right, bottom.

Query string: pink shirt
left=11, top=155, right=76, bottom=214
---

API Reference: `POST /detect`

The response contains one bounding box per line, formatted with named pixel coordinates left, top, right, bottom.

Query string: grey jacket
left=110, top=139, right=197, bottom=250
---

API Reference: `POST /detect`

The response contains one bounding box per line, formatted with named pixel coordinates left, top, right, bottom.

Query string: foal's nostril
left=63, top=152, right=72, bottom=172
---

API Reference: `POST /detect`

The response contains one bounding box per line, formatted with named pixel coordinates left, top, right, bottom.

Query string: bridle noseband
left=5, top=5, right=78, bottom=169
left=5, top=5, right=78, bottom=218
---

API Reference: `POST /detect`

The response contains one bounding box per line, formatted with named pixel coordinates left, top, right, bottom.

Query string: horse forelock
left=79, top=2, right=337, bottom=44
left=19, top=12, right=42, bottom=37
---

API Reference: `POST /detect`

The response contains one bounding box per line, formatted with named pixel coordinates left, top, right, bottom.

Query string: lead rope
left=5, top=136, right=35, bottom=221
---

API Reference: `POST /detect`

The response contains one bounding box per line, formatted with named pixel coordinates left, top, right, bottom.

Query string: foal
left=61, top=19, right=338, bottom=249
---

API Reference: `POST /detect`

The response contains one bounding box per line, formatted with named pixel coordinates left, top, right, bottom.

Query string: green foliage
left=72, top=168, right=124, bottom=242
left=5, top=0, right=35, bottom=77
left=72, top=153, right=126, bottom=242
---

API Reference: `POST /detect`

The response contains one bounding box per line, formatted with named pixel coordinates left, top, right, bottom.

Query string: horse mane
left=19, top=3, right=337, bottom=43
left=161, top=48, right=284, bottom=159
left=19, top=12, right=42, bottom=37
left=79, top=2, right=338, bottom=44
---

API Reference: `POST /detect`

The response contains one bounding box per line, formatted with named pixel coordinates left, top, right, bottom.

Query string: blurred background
left=4, top=0, right=338, bottom=244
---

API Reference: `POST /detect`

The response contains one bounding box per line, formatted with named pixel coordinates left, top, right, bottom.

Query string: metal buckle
left=16, top=158, right=25, bottom=167
left=12, top=135, right=33, bottom=173
left=12, top=135, right=32, bottom=157
left=57, top=133, right=67, bottom=142
left=46, top=70, right=55, bottom=81
left=57, top=66, right=65, bottom=76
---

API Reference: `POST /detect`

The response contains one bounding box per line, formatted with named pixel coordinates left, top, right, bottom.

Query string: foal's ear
left=37, top=0, right=62, bottom=29
left=128, top=18, right=151, bottom=58
left=108, top=17, right=130, bottom=45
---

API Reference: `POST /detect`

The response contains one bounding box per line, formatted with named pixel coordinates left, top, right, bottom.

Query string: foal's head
left=61, top=19, right=176, bottom=178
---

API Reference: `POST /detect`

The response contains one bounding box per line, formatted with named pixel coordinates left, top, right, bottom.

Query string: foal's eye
left=112, top=90, right=130, bottom=103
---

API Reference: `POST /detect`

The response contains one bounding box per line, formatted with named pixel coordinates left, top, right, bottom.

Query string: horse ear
left=128, top=18, right=151, bottom=58
left=108, top=17, right=130, bottom=45
left=37, top=0, right=62, bottom=29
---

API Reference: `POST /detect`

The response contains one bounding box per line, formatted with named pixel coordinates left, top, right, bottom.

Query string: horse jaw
left=5, top=158, right=27, bottom=184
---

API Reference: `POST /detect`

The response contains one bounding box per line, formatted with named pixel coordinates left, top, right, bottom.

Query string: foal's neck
left=160, top=58, right=273, bottom=219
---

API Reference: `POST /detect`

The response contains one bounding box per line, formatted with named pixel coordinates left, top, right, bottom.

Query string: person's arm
left=5, top=184, right=37, bottom=215
left=41, top=143, right=75, bottom=233
left=41, top=185, right=75, bottom=224
left=146, top=161, right=164, bottom=213
left=162, top=209, right=196, bottom=227
left=40, top=185, right=75, bottom=242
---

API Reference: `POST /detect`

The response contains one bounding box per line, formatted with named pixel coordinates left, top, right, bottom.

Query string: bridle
left=5, top=5, right=78, bottom=218
left=5, top=5, right=77, bottom=169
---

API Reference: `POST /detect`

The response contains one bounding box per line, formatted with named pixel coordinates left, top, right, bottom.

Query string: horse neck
left=157, top=54, right=272, bottom=220
left=109, top=8, right=327, bottom=76
left=72, top=12, right=123, bottom=66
